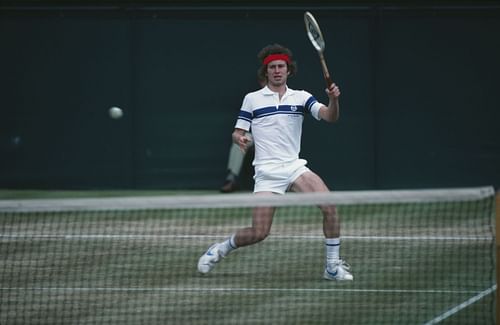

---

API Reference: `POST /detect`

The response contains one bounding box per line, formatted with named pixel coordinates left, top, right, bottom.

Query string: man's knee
left=252, top=228, right=270, bottom=243
left=320, top=204, right=337, bottom=217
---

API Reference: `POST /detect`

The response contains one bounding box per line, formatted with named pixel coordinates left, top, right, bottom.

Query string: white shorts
left=253, top=159, right=310, bottom=194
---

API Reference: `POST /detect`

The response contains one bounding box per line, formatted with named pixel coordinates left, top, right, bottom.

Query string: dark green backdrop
left=1, top=4, right=499, bottom=190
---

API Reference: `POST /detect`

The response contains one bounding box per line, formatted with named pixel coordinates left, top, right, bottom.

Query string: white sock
left=219, top=234, right=237, bottom=257
left=325, top=237, right=340, bottom=262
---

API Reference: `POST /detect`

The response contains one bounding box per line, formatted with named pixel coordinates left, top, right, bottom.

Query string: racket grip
left=319, top=53, right=333, bottom=87
left=324, top=75, right=333, bottom=88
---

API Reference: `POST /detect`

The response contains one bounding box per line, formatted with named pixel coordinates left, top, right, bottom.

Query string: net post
left=496, top=191, right=500, bottom=323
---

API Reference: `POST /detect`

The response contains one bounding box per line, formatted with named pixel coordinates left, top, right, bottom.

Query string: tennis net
left=0, top=186, right=496, bottom=324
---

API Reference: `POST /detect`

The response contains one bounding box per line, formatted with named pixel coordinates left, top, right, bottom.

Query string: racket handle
left=323, top=73, right=333, bottom=88
left=319, top=52, right=333, bottom=87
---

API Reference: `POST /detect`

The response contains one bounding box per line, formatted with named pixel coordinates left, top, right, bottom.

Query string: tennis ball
left=109, top=106, right=123, bottom=119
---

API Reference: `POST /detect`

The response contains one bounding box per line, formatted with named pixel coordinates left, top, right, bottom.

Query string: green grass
left=0, top=194, right=496, bottom=324
left=0, top=189, right=221, bottom=199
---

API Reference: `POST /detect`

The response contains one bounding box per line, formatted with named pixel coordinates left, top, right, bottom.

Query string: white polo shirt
left=235, top=85, right=324, bottom=166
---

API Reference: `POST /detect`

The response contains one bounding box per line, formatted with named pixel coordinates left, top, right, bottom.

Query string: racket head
left=304, top=11, right=325, bottom=52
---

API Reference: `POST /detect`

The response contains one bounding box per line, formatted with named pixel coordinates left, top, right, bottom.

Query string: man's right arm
left=232, top=128, right=251, bottom=153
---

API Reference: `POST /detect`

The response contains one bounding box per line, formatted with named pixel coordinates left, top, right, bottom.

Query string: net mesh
left=0, top=187, right=496, bottom=324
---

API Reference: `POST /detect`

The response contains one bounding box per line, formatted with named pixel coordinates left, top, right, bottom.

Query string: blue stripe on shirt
left=238, top=110, right=253, bottom=123
left=305, top=96, right=318, bottom=112
left=253, top=105, right=305, bottom=119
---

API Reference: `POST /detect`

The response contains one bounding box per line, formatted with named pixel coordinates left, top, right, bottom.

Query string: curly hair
left=257, top=44, right=297, bottom=84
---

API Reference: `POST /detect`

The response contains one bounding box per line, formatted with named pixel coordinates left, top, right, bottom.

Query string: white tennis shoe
left=323, top=259, right=353, bottom=281
left=197, top=243, right=224, bottom=274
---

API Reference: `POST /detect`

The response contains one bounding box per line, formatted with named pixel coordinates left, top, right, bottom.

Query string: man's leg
left=290, top=171, right=339, bottom=236
left=234, top=203, right=275, bottom=247
left=220, top=143, right=246, bottom=192
left=198, top=192, right=275, bottom=274
left=291, top=171, right=353, bottom=281
left=220, top=133, right=254, bottom=193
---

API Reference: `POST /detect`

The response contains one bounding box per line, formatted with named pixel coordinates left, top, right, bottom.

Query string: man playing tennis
left=198, top=44, right=353, bottom=281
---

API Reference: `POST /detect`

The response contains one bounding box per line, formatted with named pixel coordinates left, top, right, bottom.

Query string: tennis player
left=199, top=44, right=352, bottom=281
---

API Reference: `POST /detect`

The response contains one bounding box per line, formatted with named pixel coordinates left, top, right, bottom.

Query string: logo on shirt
left=290, top=105, right=298, bottom=112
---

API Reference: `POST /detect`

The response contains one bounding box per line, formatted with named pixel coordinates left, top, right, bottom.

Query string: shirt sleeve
left=303, top=91, right=324, bottom=121
left=234, top=94, right=252, bottom=131
left=309, top=102, right=323, bottom=121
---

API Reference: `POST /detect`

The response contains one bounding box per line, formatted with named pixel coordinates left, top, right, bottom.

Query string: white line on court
left=422, top=284, right=496, bottom=325
left=0, top=234, right=493, bottom=241
left=0, top=287, right=489, bottom=294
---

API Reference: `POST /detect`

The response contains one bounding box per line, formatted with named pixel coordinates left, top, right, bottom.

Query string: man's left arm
left=319, top=83, right=340, bottom=123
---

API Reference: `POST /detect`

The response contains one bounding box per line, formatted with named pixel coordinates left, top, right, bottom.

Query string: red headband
left=263, top=54, right=291, bottom=66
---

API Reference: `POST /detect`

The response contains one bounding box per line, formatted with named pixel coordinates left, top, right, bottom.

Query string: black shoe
left=220, top=180, right=239, bottom=193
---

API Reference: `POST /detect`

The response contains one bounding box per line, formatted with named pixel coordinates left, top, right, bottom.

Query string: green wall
left=1, top=5, right=499, bottom=190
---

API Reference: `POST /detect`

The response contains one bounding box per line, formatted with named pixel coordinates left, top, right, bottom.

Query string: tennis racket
left=304, top=11, right=333, bottom=87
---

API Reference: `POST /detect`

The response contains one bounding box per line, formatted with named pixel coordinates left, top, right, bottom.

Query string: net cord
left=0, top=186, right=494, bottom=213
